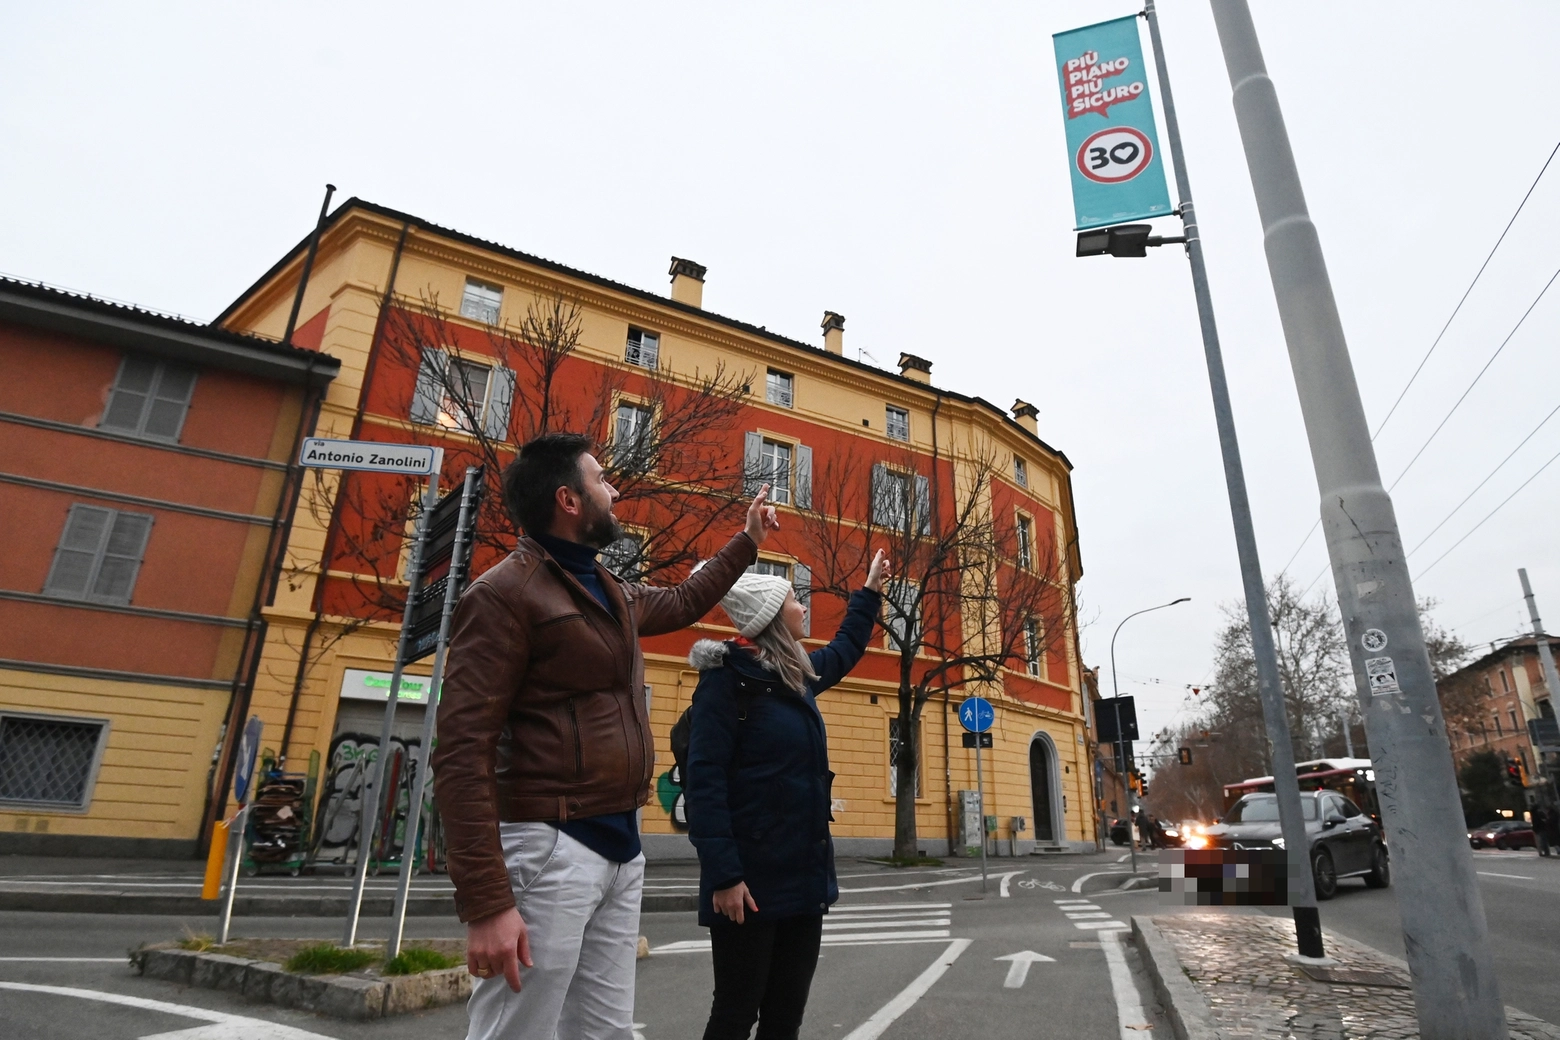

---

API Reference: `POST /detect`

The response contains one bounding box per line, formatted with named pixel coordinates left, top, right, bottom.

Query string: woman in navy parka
left=686, top=549, right=887, bottom=1040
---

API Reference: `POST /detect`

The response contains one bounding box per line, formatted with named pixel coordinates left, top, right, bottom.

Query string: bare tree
left=310, top=288, right=756, bottom=624
left=798, top=440, right=1074, bottom=860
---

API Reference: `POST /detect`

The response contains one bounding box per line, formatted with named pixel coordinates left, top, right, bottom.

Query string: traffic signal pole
left=1209, top=2, right=1506, bottom=1033
left=1140, top=0, right=1324, bottom=957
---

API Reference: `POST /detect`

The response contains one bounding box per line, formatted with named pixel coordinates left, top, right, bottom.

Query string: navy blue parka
left=686, top=587, right=880, bottom=926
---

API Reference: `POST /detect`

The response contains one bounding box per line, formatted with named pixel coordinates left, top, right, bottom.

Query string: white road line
left=1099, top=931, right=1153, bottom=1037
left=825, top=910, right=955, bottom=921
left=1071, top=870, right=1135, bottom=893
left=834, top=902, right=952, bottom=912
left=1477, top=871, right=1535, bottom=880
left=999, top=873, right=1018, bottom=898
left=841, top=870, right=1023, bottom=894
left=0, top=981, right=336, bottom=1039
left=840, top=939, right=973, bottom=1040
left=1073, top=920, right=1130, bottom=930
left=1116, top=853, right=1131, bottom=863
left=822, top=919, right=950, bottom=931
left=0, top=957, right=125, bottom=962
left=1053, top=898, right=1093, bottom=904
left=652, top=934, right=955, bottom=954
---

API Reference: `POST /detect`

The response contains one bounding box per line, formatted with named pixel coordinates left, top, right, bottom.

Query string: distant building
left=0, top=279, right=338, bottom=856
left=1436, top=635, right=1559, bottom=802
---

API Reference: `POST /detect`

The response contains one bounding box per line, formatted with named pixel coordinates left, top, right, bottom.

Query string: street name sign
left=299, top=438, right=439, bottom=475
left=959, top=696, right=994, bottom=734
left=233, top=715, right=263, bottom=804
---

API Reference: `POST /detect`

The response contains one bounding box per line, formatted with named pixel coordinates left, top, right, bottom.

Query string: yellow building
left=213, top=198, right=1095, bottom=858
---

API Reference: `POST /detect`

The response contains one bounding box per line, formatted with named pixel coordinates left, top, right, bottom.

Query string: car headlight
left=1185, top=835, right=1208, bottom=849
left=1271, top=836, right=1286, bottom=849
left=1164, top=828, right=1179, bottom=837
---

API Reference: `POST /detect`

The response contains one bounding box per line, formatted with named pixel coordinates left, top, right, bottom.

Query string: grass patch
left=867, top=856, right=944, bottom=868
left=283, top=943, right=379, bottom=975
left=176, top=930, right=216, bottom=952
left=383, top=947, right=463, bottom=976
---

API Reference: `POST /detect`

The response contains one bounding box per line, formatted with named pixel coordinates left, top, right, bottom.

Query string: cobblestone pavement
left=1152, top=912, right=1560, bottom=1040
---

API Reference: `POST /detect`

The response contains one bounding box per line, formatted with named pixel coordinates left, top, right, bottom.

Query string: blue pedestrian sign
left=233, top=715, right=263, bottom=804
left=959, top=697, right=995, bottom=734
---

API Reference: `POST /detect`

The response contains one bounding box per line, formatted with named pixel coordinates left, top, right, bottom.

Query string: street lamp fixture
left=1076, top=224, right=1187, bottom=258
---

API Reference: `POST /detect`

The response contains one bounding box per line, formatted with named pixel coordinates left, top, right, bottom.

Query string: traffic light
left=1075, top=223, right=1187, bottom=258
left=1178, top=748, right=1193, bottom=765
left=1506, top=757, right=1528, bottom=787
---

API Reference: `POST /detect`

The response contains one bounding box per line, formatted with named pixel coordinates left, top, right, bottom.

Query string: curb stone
left=1130, top=916, right=1222, bottom=1040
left=3, top=890, right=696, bottom=916
left=131, top=946, right=472, bottom=1019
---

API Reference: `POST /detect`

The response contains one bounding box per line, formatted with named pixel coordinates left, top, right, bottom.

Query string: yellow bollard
left=202, top=819, right=229, bottom=900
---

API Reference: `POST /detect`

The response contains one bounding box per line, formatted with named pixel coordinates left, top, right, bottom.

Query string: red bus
left=1222, top=758, right=1378, bottom=819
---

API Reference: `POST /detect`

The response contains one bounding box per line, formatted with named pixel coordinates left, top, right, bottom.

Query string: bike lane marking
left=839, top=938, right=974, bottom=1040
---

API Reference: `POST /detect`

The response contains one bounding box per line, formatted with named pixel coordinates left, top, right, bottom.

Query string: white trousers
left=465, top=822, right=645, bottom=1040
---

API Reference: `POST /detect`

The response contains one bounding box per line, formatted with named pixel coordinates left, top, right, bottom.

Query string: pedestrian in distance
left=685, top=548, right=889, bottom=1040
left=431, top=431, right=781, bottom=1040
left=1535, top=806, right=1554, bottom=857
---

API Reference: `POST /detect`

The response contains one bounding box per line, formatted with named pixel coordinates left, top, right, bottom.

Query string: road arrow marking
left=995, top=950, right=1056, bottom=988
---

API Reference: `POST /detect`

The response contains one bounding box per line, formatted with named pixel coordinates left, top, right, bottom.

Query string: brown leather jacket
left=431, top=530, right=757, bottom=923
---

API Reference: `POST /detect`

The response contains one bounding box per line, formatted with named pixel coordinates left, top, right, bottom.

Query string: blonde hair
left=749, top=610, right=818, bottom=695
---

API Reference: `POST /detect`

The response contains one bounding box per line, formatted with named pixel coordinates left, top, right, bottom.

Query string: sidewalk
left=1134, top=911, right=1560, bottom=1040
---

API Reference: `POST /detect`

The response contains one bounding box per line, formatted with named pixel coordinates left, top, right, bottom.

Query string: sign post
left=218, top=714, right=263, bottom=944
left=293, top=438, right=444, bottom=947
left=389, top=465, right=485, bottom=958
left=959, top=696, right=995, bottom=892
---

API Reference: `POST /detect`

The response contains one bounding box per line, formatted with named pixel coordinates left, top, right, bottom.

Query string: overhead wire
left=1270, top=139, right=1560, bottom=584
left=1414, top=443, right=1560, bottom=580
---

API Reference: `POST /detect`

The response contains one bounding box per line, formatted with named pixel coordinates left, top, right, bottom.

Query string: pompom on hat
left=715, top=570, right=793, bottom=637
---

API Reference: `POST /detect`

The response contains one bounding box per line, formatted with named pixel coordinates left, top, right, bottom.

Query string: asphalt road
left=0, top=853, right=1173, bottom=1040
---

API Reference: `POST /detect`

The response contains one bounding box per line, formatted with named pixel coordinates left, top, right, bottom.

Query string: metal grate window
left=459, top=279, right=503, bottom=324
left=0, top=714, right=109, bottom=809
left=100, top=354, right=197, bottom=441
left=625, top=328, right=660, bottom=368
left=43, top=505, right=154, bottom=604
left=601, top=533, right=645, bottom=581
left=766, top=370, right=794, bottom=408
left=885, top=405, right=910, bottom=441
left=1014, top=455, right=1028, bottom=487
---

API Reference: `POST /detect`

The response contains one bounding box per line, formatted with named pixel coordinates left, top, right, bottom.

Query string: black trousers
left=702, top=913, right=824, bottom=1040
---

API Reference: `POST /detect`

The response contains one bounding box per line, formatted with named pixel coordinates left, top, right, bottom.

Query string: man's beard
left=579, top=495, right=622, bottom=549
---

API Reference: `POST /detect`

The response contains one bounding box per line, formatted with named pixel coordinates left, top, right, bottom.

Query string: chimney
left=1012, top=399, right=1038, bottom=434
left=898, top=352, right=932, bottom=384
left=821, top=311, right=845, bottom=354
left=669, top=257, right=706, bottom=308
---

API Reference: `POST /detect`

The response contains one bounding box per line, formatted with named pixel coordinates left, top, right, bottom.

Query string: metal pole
left=1142, top=0, right=1323, bottom=958
left=975, top=736, right=987, bottom=892
left=1341, top=709, right=1355, bottom=759
left=1109, top=598, right=1189, bottom=872
left=280, top=185, right=336, bottom=349
left=217, top=804, right=249, bottom=946
left=1208, top=1, right=1504, bottom=1029
left=1518, top=569, right=1560, bottom=809
left=343, top=466, right=441, bottom=947
left=389, top=467, right=480, bottom=958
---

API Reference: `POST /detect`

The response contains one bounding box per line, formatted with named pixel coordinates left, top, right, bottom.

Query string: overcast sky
left=6, top=2, right=1560, bottom=747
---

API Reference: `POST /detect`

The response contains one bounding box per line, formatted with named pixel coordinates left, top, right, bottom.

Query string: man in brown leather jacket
left=432, top=431, right=778, bottom=1039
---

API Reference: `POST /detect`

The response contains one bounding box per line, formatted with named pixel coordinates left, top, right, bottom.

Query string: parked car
left=1201, top=790, right=1389, bottom=900
left=1468, top=820, right=1536, bottom=850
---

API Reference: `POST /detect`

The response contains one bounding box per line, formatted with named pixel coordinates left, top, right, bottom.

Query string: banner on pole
left=1053, top=15, right=1172, bottom=230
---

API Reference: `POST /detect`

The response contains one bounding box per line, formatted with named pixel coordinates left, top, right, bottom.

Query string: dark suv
left=1202, top=790, right=1390, bottom=900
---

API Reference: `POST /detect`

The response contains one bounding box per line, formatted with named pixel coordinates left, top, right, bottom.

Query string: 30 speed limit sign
left=1075, top=126, right=1153, bottom=184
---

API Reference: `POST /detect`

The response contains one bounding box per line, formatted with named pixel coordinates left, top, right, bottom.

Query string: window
left=871, top=464, right=928, bottom=534
left=459, top=279, right=503, bottom=324
left=100, top=354, right=196, bottom=441
left=601, top=533, right=645, bottom=581
left=766, top=370, right=794, bottom=408
left=0, top=712, right=109, bottom=810
left=625, top=328, right=660, bottom=368
left=884, top=579, right=921, bottom=652
left=1017, top=515, right=1033, bottom=569
left=438, top=358, right=493, bottom=433
left=43, top=505, right=153, bottom=605
left=613, top=402, right=654, bottom=472
left=760, top=440, right=793, bottom=505
left=888, top=718, right=921, bottom=796
left=885, top=405, right=910, bottom=442
left=1494, top=714, right=1503, bottom=737
left=409, top=349, right=514, bottom=439
left=1024, top=617, right=1044, bottom=677
left=1014, top=455, right=1028, bottom=487
left=1500, top=669, right=1511, bottom=693
left=1510, top=708, right=1521, bottom=731
left=752, top=559, right=790, bottom=580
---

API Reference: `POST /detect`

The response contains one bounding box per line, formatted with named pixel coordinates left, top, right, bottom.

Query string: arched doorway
left=1029, top=735, right=1058, bottom=844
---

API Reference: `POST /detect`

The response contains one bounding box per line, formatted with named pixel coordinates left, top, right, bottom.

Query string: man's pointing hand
left=745, top=484, right=781, bottom=546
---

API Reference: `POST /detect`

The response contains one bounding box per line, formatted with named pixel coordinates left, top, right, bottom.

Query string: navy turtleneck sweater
left=532, top=532, right=642, bottom=864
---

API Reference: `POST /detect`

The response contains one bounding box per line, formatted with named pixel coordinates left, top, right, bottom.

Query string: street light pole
left=1209, top=2, right=1505, bottom=1031
left=1141, top=0, right=1324, bottom=959
left=1109, top=597, right=1191, bottom=874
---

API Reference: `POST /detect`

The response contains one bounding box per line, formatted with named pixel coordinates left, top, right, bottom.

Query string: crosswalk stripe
left=833, top=902, right=952, bottom=912
left=823, top=918, right=949, bottom=931
left=1071, top=920, right=1129, bottom=930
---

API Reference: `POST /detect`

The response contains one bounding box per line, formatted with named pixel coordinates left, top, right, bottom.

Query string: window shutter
left=792, top=562, right=812, bottom=638
left=793, top=443, right=813, bottom=511
left=914, top=474, right=930, bottom=535
left=483, top=366, right=516, bottom=441
left=744, top=432, right=764, bottom=497
left=143, top=365, right=197, bottom=441
left=100, top=356, right=159, bottom=432
left=44, top=505, right=113, bottom=598
left=870, top=463, right=889, bottom=527
left=410, top=348, right=449, bottom=425
left=92, top=512, right=153, bottom=603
